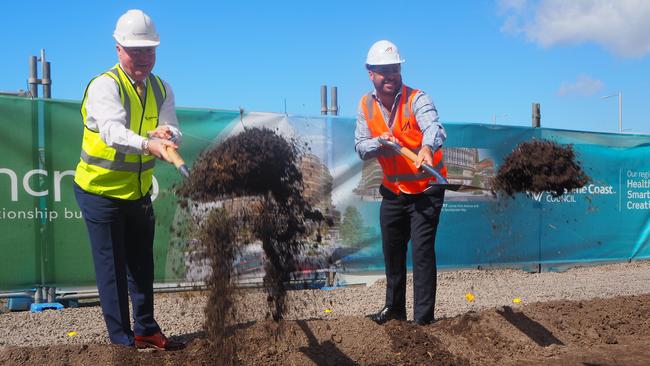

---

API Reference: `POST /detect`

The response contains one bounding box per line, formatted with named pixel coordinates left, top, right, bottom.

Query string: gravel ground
left=2, top=261, right=650, bottom=349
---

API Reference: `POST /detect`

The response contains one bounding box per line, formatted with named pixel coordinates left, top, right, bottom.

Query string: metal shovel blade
left=378, top=138, right=491, bottom=192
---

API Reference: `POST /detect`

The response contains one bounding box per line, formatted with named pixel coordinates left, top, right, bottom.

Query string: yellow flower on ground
left=513, top=298, right=522, bottom=304
left=465, top=292, right=475, bottom=302
left=324, top=309, right=332, bottom=313
left=67, top=331, right=77, bottom=337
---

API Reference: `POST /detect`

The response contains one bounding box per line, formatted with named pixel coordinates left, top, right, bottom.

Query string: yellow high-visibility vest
left=74, top=64, right=166, bottom=200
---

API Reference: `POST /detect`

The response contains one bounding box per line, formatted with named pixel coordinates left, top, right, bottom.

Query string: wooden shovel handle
left=166, top=146, right=185, bottom=169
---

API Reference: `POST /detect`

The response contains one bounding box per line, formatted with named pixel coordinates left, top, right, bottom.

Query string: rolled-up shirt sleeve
left=354, top=100, right=382, bottom=160
left=412, top=91, right=446, bottom=151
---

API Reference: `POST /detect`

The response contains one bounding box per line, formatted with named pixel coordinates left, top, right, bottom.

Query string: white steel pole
left=618, top=91, right=622, bottom=133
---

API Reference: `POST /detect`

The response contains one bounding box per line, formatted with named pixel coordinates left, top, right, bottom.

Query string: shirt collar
left=118, top=63, right=148, bottom=86
left=372, top=87, right=402, bottom=112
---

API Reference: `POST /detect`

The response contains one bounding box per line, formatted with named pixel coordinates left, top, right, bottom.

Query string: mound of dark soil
left=177, top=128, right=315, bottom=358
left=177, top=127, right=304, bottom=204
left=493, top=140, right=589, bottom=197
left=5, top=294, right=650, bottom=365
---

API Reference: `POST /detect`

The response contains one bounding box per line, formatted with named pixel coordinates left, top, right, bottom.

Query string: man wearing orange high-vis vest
left=355, top=40, right=447, bottom=326
left=73, top=9, right=183, bottom=350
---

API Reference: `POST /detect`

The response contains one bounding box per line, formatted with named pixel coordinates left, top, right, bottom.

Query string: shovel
left=378, top=138, right=491, bottom=192
left=151, top=133, right=190, bottom=178
left=166, top=147, right=190, bottom=178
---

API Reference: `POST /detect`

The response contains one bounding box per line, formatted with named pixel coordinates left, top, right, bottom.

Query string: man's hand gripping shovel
left=150, top=130, right=190, bottom=179
left=378, top=138, right=490, bottom=192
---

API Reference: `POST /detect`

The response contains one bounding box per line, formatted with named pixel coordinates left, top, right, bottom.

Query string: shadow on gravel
left=496, top=306, right=564, bottom=347
left=297, top=320, right=355, bottom=366
left=172, top=330, right=206, bottom=344
left=76, top=300, right=101, bottom=308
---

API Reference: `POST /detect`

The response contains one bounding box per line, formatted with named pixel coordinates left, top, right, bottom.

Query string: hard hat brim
left=367, top=59, right=406, bottom=66
left=116, top=39, right=160, bottom=48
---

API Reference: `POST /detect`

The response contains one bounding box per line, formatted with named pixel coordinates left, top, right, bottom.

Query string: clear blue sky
left=2, top=0, right=649, bottom=134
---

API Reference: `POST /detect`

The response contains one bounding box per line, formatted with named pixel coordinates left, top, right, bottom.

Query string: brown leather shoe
left=135, top=331, right=185, bottom=351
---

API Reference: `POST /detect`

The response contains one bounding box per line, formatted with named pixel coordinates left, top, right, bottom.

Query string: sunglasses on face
left=369, top=65, right=401, bottom=74
left=122, top=47, right=156, bottom=56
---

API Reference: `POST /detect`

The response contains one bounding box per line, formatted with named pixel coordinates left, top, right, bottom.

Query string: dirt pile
left=177, top=128, right=315, bottom=360
left=492, top=139, right=590, bottom=197
left=177, top=127, right=305, bottom=203
left=4, top=294, right=650, bottom=365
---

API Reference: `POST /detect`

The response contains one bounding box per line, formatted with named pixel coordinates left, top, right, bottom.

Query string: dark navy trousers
left=74, top=183, right=160, bottom=345
left=379, top=184, right=445, bottom=324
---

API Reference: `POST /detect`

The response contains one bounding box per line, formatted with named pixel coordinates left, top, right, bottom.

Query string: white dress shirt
left=84, top=70, right=182, bottom=155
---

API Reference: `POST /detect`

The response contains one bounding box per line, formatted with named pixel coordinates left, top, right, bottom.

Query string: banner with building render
left=1, top=94, right=650, bottom=291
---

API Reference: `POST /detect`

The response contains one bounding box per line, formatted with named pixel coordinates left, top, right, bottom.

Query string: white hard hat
left=113, top=9, right=160, bottom=47
left=366, top=40, right=405, bottom=66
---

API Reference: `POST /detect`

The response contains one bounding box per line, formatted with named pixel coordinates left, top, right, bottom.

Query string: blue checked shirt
left=355, top=88, right=446, bottom=160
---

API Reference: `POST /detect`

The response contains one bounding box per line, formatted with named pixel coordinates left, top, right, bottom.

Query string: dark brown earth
left=3, top=294, right=650, bottom=365
left=492, top=139, right=590, bottom=197
left=176, top=128, right=316, bottom=362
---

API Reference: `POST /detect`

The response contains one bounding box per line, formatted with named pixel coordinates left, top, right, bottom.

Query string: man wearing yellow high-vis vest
left=355, top=40, right=447, bottom=326
left=73, top=9, right=183, bottom=350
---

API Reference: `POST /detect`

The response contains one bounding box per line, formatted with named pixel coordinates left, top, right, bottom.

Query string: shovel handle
left=166, top=147, right=190, bottom=178
left=166, top=146, right=185, bottom=167
left=378, top=138, right=448, bottom=184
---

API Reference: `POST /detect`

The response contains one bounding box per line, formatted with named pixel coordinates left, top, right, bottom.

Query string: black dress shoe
left=370, top=306, right=406, bottom=324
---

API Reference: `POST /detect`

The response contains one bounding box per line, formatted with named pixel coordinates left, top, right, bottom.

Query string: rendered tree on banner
left=340, top=206, right=365, bottom=248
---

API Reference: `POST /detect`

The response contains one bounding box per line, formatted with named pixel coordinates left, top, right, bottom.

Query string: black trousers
left=379, top=184, right=445, bottom=323
left=74, top=183, right=160, bottom=345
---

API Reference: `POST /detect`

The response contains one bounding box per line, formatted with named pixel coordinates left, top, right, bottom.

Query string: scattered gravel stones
left=3, top=261, right=650, bottom=348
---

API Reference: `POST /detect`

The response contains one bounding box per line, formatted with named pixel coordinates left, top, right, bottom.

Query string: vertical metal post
left=533, top=101, right=542, bottom=270
left=29, top=56, right=39, bottom=98
left=34, top=287, right=43, bottom=303
left=43, top=62, right=51, bottom=98
left=41, top=49, right=52, bottom=99
left=30, top=53, right=43, bottom=302
left=618, top=92, right=622, bottom=133
left=532, top=103, right=541, bottom=128
left=47, top=287, right=56, bottom=303
left=330, top=86, right=338, bottom=116
left=320, top=85, right=328, bottom=115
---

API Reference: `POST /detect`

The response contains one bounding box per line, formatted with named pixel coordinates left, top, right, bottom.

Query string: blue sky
left=2, top=0, right=649, bottom=134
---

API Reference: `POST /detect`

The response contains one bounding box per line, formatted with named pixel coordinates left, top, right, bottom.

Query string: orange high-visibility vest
left=361, top=85, right=447, bottom=194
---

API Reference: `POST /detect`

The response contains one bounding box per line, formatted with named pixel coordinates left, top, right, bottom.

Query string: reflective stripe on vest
left=361, top=85, right=447, bottom=194
left=80, top=150, right=156, bottom=172
left=74, top=64, right=166, bottom=200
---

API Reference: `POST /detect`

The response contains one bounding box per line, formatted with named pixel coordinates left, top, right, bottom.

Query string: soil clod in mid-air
left=492, top=139, right=590, bottom=197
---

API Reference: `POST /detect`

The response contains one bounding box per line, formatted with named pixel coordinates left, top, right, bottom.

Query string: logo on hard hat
left=385, top=47, right=393, bottom=52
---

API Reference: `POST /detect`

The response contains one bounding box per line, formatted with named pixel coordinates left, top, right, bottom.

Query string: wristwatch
left=141, top=138, right=151, bottom=156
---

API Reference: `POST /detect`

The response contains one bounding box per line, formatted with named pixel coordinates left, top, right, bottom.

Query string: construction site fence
left=2, top=95, right=650, bottom=291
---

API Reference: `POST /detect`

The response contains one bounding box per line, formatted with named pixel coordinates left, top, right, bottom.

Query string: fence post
left=321, top=85, right=328, bottom=115
left=532, top=103, right=541, bottom=128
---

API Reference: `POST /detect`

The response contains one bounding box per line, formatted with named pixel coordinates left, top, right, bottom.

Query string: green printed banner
left=0, top=96, right=238, bottom=289
left=2, top=95, right=650, bottom=291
